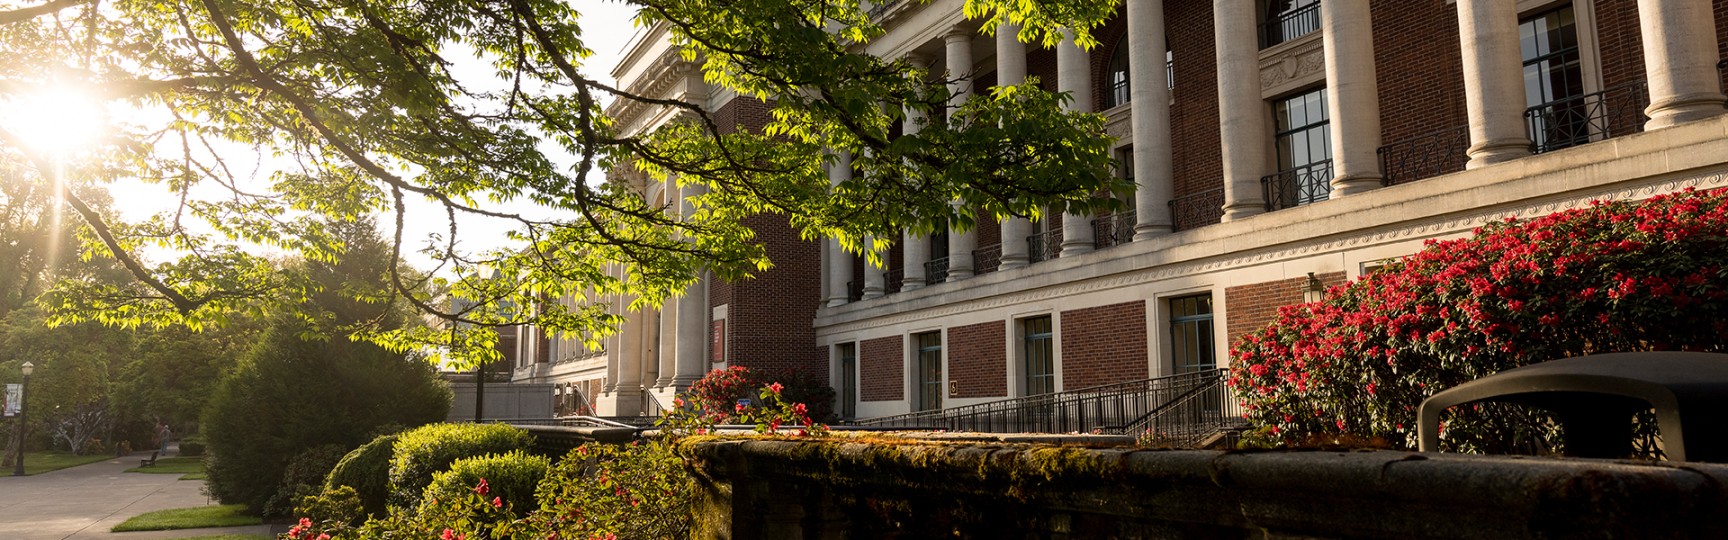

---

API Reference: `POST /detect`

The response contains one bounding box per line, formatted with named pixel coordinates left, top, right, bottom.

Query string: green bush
left=535, top=442, right=696, bottom=539
left=684, top=366, right=837, bottom=423
left=324, top=433, right=399, bottom=517
left=177, top=437, right=205, bottom=457
left=264, top=444, right=349, bottom=519
left=1232, top=188, right=1728, bottom=455
left=421, top=450, right=549, bottom=515
left=387, top=423, right=532, bottom=510
left=293, top=485, right=364, bottom=531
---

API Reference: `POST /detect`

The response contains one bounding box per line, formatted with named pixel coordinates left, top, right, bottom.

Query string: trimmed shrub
left=264, top=444, right=349, bottom=519
left=684, top=366, right=837, bottom=423
left=324, top=433, right=399, bottom=518
left=387, top=423, right=532, bottom=509
left=1231, top=188, right=1728, bottom=455
left=421, top=450, right=549, bottom=515
left=534, top=442, right=696, bottom=539
left=178, top=437, right=205, bottom=457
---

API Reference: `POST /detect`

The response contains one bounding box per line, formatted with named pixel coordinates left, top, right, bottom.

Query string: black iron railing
left=1091, top=210, right=1136, bottom=249
left=1377, top=125, right=1469, bottom=186
left=1526, top=81, right=1649, bottom=154
left=884, top=269, right=904, bottom=294
left=1260, top=2, right=1321, bottom=49
left=973, top=244, right=1002, bottom=274
left=1168, top=188, right=1225, bottom=232
left=925, top=257, right=949, bottom=284
left=854, top=369, right=1242, bottom=442
left=846, top=280, right=863, bottom=302
left=1027, top=230, right=1062, bottom=263
left=1262, top=159, right=1333, bottom=211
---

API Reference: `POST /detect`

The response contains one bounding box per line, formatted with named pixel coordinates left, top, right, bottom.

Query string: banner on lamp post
left=3, top=383, right=17, bottom=417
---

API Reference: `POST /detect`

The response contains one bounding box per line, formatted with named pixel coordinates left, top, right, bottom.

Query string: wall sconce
left=1302, top=272, right=1325, bottom=304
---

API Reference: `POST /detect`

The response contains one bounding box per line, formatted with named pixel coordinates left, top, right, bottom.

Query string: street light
left=13, top=361, right=33, bottom=477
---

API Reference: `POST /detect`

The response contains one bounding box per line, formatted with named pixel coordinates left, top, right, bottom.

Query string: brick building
left=520, top=0, right=1728, bottom=421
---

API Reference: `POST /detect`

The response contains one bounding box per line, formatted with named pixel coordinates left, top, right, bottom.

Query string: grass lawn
left=173, top=535, right=272, bottom=540
left=181, top=471, right=208, bottom=480
left=125, top=456, right=203, bottom=476
left=14, top=451, right=112, bottom=475
left=111, top=504, right=260, bottom=532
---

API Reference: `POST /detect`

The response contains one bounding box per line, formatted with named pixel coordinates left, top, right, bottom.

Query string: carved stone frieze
left=1259, top=33, right=1325, bottom=98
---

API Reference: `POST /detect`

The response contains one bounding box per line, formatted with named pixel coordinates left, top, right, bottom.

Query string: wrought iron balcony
left=1526, top=81, right=1649, bottom=155
left=1262, top=160, right=1333, bottom=212
left=884, top=269, right=904, bottom=294
left=1092, top=210, right=1136, bottom=249
left=1168, top=187, right=1224, bottom=232
left=924, top=257, right=949, bottom=284
left=845, top=279, right=862, bottom=302
left=1260, top=2, right=1321, bottom=49
left=1027, top=230, right=1062, bottom=263
left=972, top=244, right=1002, bottom=274
left=1377, top=125, right=1469, bottom=186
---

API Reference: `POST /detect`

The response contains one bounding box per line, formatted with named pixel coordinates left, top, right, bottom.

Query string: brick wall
left=1168, top=1, right=1224, bottom=200
left=861, top=335, right=904, bottom=401
left=1718, top=0, right=1728, bottom=94
left=1593, top=0, right=1647, bottom=92
left=1224, top=271, right=1347, bottom=345
left=1059, top=300, right=1148, bottom=389
left=948, top=321, right=1008, bottom=398
left=1372, top=0, right=1468, bottom=146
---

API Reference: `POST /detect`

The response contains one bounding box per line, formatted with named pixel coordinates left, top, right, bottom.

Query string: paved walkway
left=0, top=449, right=278, bottom=540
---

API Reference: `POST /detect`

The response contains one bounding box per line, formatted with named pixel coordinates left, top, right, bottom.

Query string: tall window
left=1022, top=317, right=1055, bottom=396
left=837, top=343, right=857, bottom=419
left=1271, top=88, right=1333, bottom=207
left=1169, top=295, right=1216, bottom=374
left=1521, top=6, right=1588, bottom=152
left=1104, top=35, right=1130, bottom=109
left=1261, top=0, right=1322, bottom=48
left=914, top=332, right=944, bottom=411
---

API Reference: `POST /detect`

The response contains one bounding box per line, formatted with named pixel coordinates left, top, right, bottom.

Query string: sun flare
left=4, top=86, right=107, bottom=156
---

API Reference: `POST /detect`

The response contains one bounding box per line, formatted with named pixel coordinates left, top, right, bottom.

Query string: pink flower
left=443, top=529, right=457, bottom=540
left=768, top=382, right=784, bottom=394
left=474, top=478, right=490, bottom=495
left=492, top=496, right=504, bottom=508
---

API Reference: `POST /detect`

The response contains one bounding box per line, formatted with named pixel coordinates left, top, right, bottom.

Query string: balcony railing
left=854, top=369, right=1243, bottom=445
left=1092, top=210, right=1136, bottom=249
left=1261, top=159, right=1334, bottom=212
left=1168, top=187, right=1225, bottom=232
left=925, top=257, right=949, bottom=284
left=1027, top=230, right=1062, bottom=263
left=1526, top=81, right=1649, bottom=155
left=1377, top=125, right=1469, bottom=186
left=1260, top=2, right=1321, bottom=49
left=972, top=244, right=1002, bottom=274
left=845, top=279, right=863, bottom=302
left=884, top=269, right=904, bottom=294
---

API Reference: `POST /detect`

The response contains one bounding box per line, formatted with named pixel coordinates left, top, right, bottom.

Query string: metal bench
left=1418, top=351, right=1728, bottom=462
left=140, top=451, right=159, bottom=467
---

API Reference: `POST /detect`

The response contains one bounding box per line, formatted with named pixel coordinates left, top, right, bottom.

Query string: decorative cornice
left=815, top=167, right=1728, bottom=335
left=1259, top=32, right=1325, bottom=96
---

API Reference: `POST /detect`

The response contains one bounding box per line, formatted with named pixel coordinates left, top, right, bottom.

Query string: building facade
left=518, top=0, right=1728, bottom=421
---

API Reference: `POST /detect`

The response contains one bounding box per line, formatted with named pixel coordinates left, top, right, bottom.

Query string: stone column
left=862, top=236, right=887, bottom=298
left=824, top=151, right=853, bottom=306
left=1129, top=0, right=1174, bottom=238
left=655, top=179, right=681, bottom=389
left=1215, top=0, right=1267, bottom=220
left=1639, top=0, right=1728, bottom=129
left=996, top=23, right=1034, bottom=270
left=640, top=308, right=660, bottom=390
left=901, top=54, right=931, bottom=291
left=944, top=27, right=977, bottom=280
left=1322, top=0, right=1384, bottom=196
left=1057, top=31, right=1097, bottom=256
left=1455, top=0, right=1530, bottom=168
left=602, top=301, right=643, bottom=416
left=673, top=185, right=713, bottom=388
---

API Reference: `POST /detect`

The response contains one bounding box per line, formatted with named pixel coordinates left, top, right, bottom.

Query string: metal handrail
left=884, top=269, right=904, bottom=294
left=1377, top=125, right=1469, bottom=186
left=1168, top=188, right=1224, bottom=232
left=1525, top=81, right=1649, bottom=154
left=640, top=391, right=665, bottom=418
left=1260, top=2, right=1321, bottom=49
left=1261, top=159, right=1334, bottom=211
left=845, top=279, right=863, bottom=302
left=1026, top=230, right=1062, bottom=263
left=1091, top=210, right=1136, bottom=249
left=925, top=257, right=949, bottom=284
left=973, top=244, right=1002, bottom=274
left=854, top=369, right=1237, bottom=439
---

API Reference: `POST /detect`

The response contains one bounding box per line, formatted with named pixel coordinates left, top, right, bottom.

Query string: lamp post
left=13, top=361, right=33, bottom=477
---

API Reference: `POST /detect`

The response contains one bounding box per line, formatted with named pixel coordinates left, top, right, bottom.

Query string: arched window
left=1104, top=35, right=1130, bottom=109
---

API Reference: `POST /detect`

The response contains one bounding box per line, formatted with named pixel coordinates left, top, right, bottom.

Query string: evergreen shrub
left=324, top=433, right=399, bottom=517
left=387, top=423, right=532, bottom=509
left=1231, top=188, right=1728, bottom=455
left=421, top=450, right=549, bottom=515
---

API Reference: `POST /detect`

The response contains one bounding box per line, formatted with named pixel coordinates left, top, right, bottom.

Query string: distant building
left=515, top=0, right=1728, bottom=421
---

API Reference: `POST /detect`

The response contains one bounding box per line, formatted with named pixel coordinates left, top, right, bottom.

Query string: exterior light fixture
left=1302, top=272, right=1325, bottom=304
left=12, top=361, right=33, bottom=476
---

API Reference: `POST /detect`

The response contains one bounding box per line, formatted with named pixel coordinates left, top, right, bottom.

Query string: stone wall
left=680, top=437, right=1728, bottom=539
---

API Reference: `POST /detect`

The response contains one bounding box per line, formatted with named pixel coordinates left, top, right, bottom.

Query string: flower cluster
left=1231, top=188, right=1728, bottom=454
left=678, top=365, right=836, bottom=424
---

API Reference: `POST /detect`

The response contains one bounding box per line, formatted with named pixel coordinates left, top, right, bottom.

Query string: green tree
left=202, top=220, right=451, bottom=516
left=0, top=0, right=1123, bottom=365
left=0, top=307, right=132, bottom=455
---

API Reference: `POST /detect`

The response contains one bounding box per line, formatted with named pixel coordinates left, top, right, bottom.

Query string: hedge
left=386, top=423, right=532, bottom=509
left=324, top=433, right=399, bottom=518
left=420, top=450, right=550, bottom=515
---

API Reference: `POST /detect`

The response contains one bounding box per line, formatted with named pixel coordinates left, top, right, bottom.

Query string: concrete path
left=0, top=449, right=278, bottom=540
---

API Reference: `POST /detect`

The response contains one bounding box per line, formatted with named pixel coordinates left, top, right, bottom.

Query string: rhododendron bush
left=1231, top=188, right=1728, bottom=454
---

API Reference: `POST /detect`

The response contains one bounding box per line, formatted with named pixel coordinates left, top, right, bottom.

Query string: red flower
left=768, top=382, right=784, bottom=394
left=492, top=496, right=503, bottom=508
left=474, top=478, right=490, bottom=495
left=443, top=529, right=457, bottom=540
